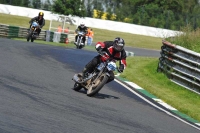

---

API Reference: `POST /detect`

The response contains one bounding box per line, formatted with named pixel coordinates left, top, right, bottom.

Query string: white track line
left=114, top=79, right=200, bottom=131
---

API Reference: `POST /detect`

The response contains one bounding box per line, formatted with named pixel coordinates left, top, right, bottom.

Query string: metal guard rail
left=157, top=40, right=200, bottom=95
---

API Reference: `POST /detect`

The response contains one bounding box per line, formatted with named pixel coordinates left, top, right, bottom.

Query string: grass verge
left=166, top=25, right=200, bottom=53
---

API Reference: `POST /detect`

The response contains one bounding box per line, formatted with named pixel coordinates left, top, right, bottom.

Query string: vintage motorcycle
left=72, top=52, right=117, bottom=97
left=27, top=21, right=39, bottom=42
left=76, top=31, right=85, bottom=49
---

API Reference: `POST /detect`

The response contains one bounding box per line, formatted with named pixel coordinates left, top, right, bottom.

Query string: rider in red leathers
left=82, top=37, right=127, bottom=83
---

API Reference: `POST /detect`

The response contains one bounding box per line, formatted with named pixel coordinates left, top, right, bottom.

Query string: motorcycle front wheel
left=77, top=37, right=83, bottom=49
left=31, top=38, right=34, bottom=42
left=26, top=32, right=32, bottom=42
left=73, top=83, right=82, bottom=91
left=87, top=74, right=109, bottom=97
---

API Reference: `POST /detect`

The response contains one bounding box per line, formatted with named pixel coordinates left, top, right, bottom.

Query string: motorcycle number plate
left=107, top=62, right=116, bottom=71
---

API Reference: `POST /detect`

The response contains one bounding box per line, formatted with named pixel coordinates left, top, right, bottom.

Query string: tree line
left=84, top=0, right=200, bottom=30
left=1, top=0, right=200, bottom=30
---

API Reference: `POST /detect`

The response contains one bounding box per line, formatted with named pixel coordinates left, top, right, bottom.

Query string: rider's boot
left=82, top=67, right=88, bottom=80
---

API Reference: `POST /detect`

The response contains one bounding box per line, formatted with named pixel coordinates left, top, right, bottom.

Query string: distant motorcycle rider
left=29, top=12, right=45, bottom=36
left=74, top=22, right=88, bottom=45
left=82, top=37, right=127, bottom=83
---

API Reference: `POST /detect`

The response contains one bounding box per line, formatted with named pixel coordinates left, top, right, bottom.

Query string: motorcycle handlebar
left=98, top=51, right=115, bottom=63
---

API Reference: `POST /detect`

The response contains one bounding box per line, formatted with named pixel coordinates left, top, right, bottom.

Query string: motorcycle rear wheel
left=87, top=74, right=109, bottom=97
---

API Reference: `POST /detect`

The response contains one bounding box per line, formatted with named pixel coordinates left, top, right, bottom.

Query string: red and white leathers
left=82, top=41, right=127, bottom=83
left=96, top=41, right=127, bottom=71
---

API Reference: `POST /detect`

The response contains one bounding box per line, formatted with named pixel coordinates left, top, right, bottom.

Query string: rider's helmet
left=80, top=22, right=85, bottom=28
left=38, top=12, right=44, bottom=18
left=113, top=37, right=125, bottom=52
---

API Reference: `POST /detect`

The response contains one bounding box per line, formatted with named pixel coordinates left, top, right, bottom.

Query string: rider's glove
left=117, top=66, right=124, bottom=73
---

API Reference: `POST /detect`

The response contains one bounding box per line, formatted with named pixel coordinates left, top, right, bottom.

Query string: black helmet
left=113, top=37, right=125, bottom=52
left=38, top=12, right=44, bottom=17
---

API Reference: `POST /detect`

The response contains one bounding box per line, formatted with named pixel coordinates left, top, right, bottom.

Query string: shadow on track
left=71, top=88, right=119, bottom=99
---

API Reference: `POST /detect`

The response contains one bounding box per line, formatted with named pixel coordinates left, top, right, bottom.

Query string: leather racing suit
left=82, top=41, right=127, bottom=83
left=29, top=16, right=45, bottom=35
left=75, top=25, right=88, bottom=44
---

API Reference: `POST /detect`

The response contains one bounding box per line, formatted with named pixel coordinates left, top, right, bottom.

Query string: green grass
left=166, top=25, right=200, bottom=53
left=1, top=13, right=200, bottom=122
left=91, top=28, right=162, bottom=50
left=121, top=57, right=200, bottom=121
left=0, top=13, right=162, bottom=50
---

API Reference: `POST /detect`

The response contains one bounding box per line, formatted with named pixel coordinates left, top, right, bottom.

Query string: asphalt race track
left=124, top=46, right=160, bottom=57
left=0, top=38, right=199, bottom=133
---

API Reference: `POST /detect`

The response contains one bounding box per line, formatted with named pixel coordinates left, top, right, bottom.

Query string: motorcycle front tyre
left=26, top=32, right=32, bottom=42
left=87, top=74, right=109, bottom=97
left=73, top=83, right=82, bottom=91
left=31, top=38, right=34, bottom=42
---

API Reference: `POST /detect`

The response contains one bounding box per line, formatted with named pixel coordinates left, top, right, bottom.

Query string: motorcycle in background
left=75, top=31, right=85, bottom=49
left=72, top=52, right=117, bottom=97
left=27, top=21, right=39, bottom=42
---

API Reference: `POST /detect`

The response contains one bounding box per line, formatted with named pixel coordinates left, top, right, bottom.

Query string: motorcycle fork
left=81, top=37, right=83, bottom=43
left=91, top=68, right=105, bottom=84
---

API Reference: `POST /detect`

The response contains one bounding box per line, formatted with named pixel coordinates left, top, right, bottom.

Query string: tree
left=21, top=0, right=31, bottom=7
left=93, top=0, right=104, bottom=18
left=86, top=0, right=93, bottom=17
left=32, top=0, right=41, bottom=9
left=5, top=0, right=22, bottom=5
left=43, top=0, right=52, bottom=11
left=52, top=0, right=86, bottom=17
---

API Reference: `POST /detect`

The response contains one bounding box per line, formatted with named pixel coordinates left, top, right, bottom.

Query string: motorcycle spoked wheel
left=87, top=74, right=109, bottom=97
left=73, top=83, right=82, bottom=91
left=27, top=32, right=32, bottom=42
left=31, top=35, right=36, bottom=42
left=76, top=37, right=83, bottom=49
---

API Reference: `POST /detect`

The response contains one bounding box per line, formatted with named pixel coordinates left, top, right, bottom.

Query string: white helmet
left=80, top=22, right=85, bottom=28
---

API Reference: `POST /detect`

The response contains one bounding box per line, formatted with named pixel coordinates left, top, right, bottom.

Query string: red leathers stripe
left=121, top=59, right=127, bottom=69
left=96, top=42, right=105, bottom=49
